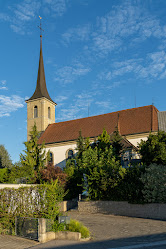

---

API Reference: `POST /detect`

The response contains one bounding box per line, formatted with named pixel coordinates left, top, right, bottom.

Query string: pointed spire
left=27, top=18, right=56, bottom=104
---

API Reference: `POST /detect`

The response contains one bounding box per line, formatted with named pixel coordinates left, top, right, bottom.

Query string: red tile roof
left=38, top=105, right=159, bottom=145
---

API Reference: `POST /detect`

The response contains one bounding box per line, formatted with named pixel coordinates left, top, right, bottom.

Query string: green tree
left=0, top=168, right=10, bottom=183
left=20, top=123, right=46, bottom=183
left=111, top=126, right=123, bottom=161
left=76, top=130, right=85, bottom=160
left=0, top=145, right=12, bottom=169
left=65, top=128, right=126, bottom=200
left=97, top=128, right=110, bottom=153
left=63, top=158, right=83, bottom=199
left=7, top=161, right=28, bottom=183
left=82, top=146, right=125, bottom=200
left=63, top=131, right=90, bottom=199
left=139, top=131, right=166, bottom=165
left=116, top=163, right=145, bottom=203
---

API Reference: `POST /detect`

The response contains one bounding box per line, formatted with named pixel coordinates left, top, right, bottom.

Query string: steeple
left=27, top=36, right=55, bottom=104
left=26, top=17, right=56, bottom=140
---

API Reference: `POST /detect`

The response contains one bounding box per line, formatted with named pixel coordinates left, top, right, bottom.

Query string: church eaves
left=27, top=39, right=56, bottom=105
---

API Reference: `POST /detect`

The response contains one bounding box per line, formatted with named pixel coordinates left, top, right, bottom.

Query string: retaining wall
left=59, top=200, right=77, bottom=212
left=78, top=201, right=166, bottom=220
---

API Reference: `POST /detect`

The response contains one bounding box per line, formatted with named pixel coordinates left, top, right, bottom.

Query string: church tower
left=26, top=24, right=56, bottom=140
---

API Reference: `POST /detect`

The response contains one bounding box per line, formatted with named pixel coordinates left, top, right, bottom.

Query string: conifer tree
left=97, top=128, right=111, bottom=153
left=111, top=126, right=123, bottom=161
left=76, top=130, right=85, bottom=160
left=20, top=123, right=46, bottom=183
left=0, top=145, right=13, bottom=169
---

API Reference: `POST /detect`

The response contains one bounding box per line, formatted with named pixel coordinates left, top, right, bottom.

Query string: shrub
left=40, top=164, right=67, bottom=185
left=67, top=219, right=90, bottom=238
left=141, top=163, right=166, bottom=203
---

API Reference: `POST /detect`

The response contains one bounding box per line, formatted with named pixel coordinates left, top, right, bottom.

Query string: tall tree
left=20, top=123, right=46, bottom=183
left=0, top=145, right=12, bottom=169
left=97, top=128, right=111, bottom=153
left=76, top=130, right=86, bottom=160
left=111, top=126, right=123, bottom=161
left=139, top=131, right=166, bottom=166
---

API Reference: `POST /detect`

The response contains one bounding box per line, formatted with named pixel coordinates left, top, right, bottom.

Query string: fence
left=15, top=217, right=53, bottom=242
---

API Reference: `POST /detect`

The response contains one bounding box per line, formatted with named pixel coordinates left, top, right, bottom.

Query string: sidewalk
left=0, top=234, right=38, bottom=249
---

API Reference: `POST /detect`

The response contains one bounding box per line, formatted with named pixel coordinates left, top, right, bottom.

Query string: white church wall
left=126, top=131, right=157, bottom=148
left=127, top=136, right=148, bottom=147
left=45, top=142, right=77, bottom=168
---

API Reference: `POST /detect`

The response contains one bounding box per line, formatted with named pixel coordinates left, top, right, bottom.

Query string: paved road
left=1, top=211, right=166, bottom=249
left=67, top=211, right=166, bottom=241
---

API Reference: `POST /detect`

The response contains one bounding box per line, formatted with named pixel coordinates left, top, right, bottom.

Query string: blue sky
left=0, top=0, right=166, bottom=163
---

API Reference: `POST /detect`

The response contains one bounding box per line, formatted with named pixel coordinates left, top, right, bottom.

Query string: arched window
left=66, top=149, right=74, bottom=160
left=48, top=107, right=51, bottom=119
left=34, top=106, right=38, bottom=118
left=48, top=152, right=53, bottom=164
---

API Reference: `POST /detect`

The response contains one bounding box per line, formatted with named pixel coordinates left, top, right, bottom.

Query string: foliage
left=63, top=132, right=91, bottom=199
left=97, top=128, right=110, bottom=153
left=139, top=131, right=166, bottom=166
left=141, top=163, right=166, bottom=203
left=7, top=161, right=29, bottom=183
left=76, top=130, right=90, bottom=160
left=111, top=126, right=123, bottom=161
left=64, top=128, right=126, bottom=200
left=63, top=159, right=83, bottom=200
left=52, top=221, right=66, bottom=232
left=81, top=146, right=126, bottom=200
left=76, top=130, right=85, bottom=160
left=0, top=168, right=10, bottom=183
left=0, top=180, right=65, bottom=234
left=115, top=163, right=145, bottom=203
left=0, top=145, right=13, bottom=169
left=66, top=219, right=90, bottom=238
left=20, top=123, right=46, bottom=183
left=40, top=163, right=67, bottom=185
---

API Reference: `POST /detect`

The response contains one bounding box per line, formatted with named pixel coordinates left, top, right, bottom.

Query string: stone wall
left=78, top=201, right=166, bottom=220
left=59, top=200, right=78, bottom=212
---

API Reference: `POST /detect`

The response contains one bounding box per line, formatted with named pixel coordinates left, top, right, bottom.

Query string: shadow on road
left=29, top=232, right=166, bottom=249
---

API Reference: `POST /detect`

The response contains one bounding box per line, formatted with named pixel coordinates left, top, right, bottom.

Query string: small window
left=34, top=106, right=38, bottom=118
left=67, top=149, right=74, bottom=160
left=48, top=107, right=51, bottom=119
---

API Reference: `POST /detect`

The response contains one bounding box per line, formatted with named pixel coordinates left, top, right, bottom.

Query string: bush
left=67, top=219, right=90, bottom=238
left=40, top=164, right=67, bottom=185
left=0, top=180, right=65, bottom=234
left=141, top=163, right=166, bottom=203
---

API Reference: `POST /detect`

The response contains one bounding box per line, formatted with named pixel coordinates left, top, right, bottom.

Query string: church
left=26, top=34, right=166, bottom=168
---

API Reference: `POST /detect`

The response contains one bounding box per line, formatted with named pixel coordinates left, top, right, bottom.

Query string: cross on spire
left=38, top=16, right=44, bottom=38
